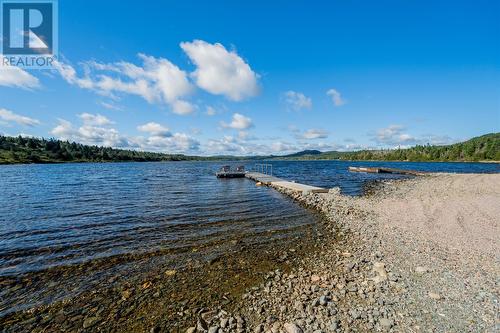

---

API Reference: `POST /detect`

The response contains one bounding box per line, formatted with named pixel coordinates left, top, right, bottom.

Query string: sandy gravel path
left=366, top=173, right=499, bottom=259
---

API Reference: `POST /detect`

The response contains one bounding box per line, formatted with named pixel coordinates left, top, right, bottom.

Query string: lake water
left=0, top=160, right=498, bottom=318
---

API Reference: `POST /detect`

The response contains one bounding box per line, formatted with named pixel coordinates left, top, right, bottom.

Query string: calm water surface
left=0, top=160, right=498, bottom=316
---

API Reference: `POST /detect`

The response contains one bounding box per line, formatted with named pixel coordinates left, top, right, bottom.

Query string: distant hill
left=0, top=133, right=498, bottom=164
left=283, top=150, right=322, bottom=158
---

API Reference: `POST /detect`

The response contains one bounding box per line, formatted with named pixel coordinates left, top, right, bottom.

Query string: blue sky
left=0, top=0, right=499, bottom=155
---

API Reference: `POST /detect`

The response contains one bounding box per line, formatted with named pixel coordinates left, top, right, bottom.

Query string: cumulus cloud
left=299, top=128, right=329, bottom=140
left=172, top=100, right=195, bottom=115
left=180, top=40, right=259, bottom=101
left=0, top=66, right=40, bottom=89
left=371, top=125, right=455, bottom=147
left=0, top=108, right=40, bottom=126
left=54, top=54, right=195, bottom=115
left=79, top=113, right=114, bottom=126
left=373, top=125, right=416, bottom=146
left=326, top=88, right=345, bottom=107
left=200, top=135, right=351, bottom=156
left=136, top=133, right=200, bottom=152
left=288, top=126, right=329, bottom=140
left=220, top=113, right=253, bottom=130
left=51, top=118, right=128, bottom=147
left=284, top=91, right=312, bottom=111
left=137, top=122, right=171, bottom=137
left=50, top=116, right=199, bottom=153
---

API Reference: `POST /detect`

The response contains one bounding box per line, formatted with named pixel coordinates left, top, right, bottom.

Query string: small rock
left=371, top=262, right=388, bottom=284
left=186, top=328, right=196, bottom=333
left=165, top=270, right=177, bottom=276
left=208, top=327, right=219, bottom=333
left=428, top=292, right=441, bottom=300
left=379, top=318, right=393, bottom=329
left=319, top=295, right=329, bottom=306
left=349, top=310, right=361, bottom=320
left=82, top=316, right=99, bottom=329
left=284, top=323, right=304, bottom=333
left=254, top=324, right=264, bottom=333
left=197, top=318, right=209, bottom=332
left=415, top=266, right=428, bottom=275
left=329, top=319, right=340, bottom=330
left=311, top=275, right=321, bottom=282
left=328, top=187, right=341, bottom=195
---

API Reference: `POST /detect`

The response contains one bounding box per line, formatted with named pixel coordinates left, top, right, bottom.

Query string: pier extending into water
left=245, top=171, right=329, bottom=194
left=348, top=166, right=427, bottom=176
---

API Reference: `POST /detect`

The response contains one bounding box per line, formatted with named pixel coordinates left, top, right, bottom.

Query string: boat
left=216, top=165, right=246, bottom=178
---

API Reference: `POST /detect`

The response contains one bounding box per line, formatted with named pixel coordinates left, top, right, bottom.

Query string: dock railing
left=254, top=163, right=273, bottom=176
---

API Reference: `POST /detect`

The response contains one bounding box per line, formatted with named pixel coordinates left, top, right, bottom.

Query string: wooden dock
left=245, top=172, right=329, bottom=194
left=348, top=166, right=427, bottom=176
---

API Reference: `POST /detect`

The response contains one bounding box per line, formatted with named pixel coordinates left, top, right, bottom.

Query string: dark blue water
left=0, top=160, right=497, bottom=316
left=0, top=160, right=498, bottom=277
left=267, top=160, right=499, bottom=194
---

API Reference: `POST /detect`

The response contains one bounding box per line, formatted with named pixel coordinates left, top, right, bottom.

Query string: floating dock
left=245, top=172, right=329, bottom=194
left=348, top=166, right=427, bottom=176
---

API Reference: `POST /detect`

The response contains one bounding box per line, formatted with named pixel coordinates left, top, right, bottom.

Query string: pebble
left=197, top=318, right=208, bottom=331
left=82, top=316, right=99, bottom=329
left=208, top=326, right=219, bottom=333
left=415, top=266, right=428, bottom=274
left=428, top=292, right=441, bottom=300
left=283, top=322, right=304, bottom=333
left=379, top=318, right=393, bottom=329
left=311, top=275, right=321, bottom=282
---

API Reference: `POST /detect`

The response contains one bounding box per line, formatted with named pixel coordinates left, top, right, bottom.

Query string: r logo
left=1, top=0, right=57, bottom=56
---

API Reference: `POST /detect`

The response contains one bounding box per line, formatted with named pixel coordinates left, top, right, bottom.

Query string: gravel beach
left=189, top=173, right=499, bottom=333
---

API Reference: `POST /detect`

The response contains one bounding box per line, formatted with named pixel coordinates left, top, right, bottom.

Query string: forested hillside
left=0, top=133, right=498, bottom=164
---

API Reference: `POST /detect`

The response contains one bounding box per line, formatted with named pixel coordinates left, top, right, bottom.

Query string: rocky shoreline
left=185, top=174, right=499, bottom=333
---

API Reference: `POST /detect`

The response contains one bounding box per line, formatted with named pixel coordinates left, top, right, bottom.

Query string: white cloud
left=0, top=108, right=40, bottom=126
left=172, top=100, right=195, bottom=115
left=99, top=101, right=123, bottom=111
left=137, top=122, right=171, bottom=137
left=284, top=91, right=312, bottom=111
left=372, top=125, right=456, bottom=147
left=79, top=113, right=114, bottom=126
left=288, top=126, right=329, bottom=140
left=54, top=54, right=195, bottom=115
left=205, top=106, right=216, bottom=116
left=139, top=133, right=200, bottom=152
left=300, top=128, right=329, bottom=140
left=220, top=113, right=253, bottom=130
left=0, top=66, right=40, bottom=89
left=50, top=116, right=199, bottom=153
left=373, top=125, right=415, bottom=146
left=180, top=40, right=259, bottom=101
left=326, top=88, right=346, bottom=107
left=51, top=118, right=128, bottom=147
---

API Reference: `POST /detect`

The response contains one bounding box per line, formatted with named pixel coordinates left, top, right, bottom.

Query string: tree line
left=0, top=133, right=498, bottom=164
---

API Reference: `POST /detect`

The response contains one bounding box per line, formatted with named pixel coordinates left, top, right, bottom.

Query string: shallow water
left=0, top=160, right=497, bottom=318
